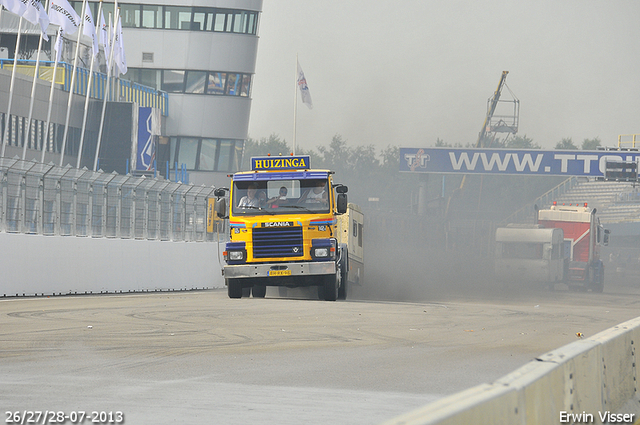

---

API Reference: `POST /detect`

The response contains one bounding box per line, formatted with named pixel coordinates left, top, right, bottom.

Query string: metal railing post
left=1, top=169, right=6, bottom=232
left=87, top=183, right=93, bottom=237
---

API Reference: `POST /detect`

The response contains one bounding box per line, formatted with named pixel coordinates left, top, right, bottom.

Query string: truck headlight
left=228, top=251, right=244, bottom=261
left=314, top=247, right=329, bottom=258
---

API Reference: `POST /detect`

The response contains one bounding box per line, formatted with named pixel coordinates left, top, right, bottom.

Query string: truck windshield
left=232, top=179, right=330, bottom=215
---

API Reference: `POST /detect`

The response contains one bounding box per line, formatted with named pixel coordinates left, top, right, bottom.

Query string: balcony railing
left=0, top=59, right=168, bottom=116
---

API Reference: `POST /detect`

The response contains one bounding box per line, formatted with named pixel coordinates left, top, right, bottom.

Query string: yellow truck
left=213, top=155, right=363, bottom=301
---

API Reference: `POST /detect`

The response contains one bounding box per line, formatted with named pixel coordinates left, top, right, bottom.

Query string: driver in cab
left=298, top=181, right=328, bottom=206
left=238, top=183, right=264, bottom=208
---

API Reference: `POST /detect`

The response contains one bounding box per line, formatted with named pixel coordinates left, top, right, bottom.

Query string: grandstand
left=551, top=179, right=640, bottom=225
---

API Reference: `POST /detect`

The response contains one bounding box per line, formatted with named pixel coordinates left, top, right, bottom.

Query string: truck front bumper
left=224, top=261, right=336, bottom=279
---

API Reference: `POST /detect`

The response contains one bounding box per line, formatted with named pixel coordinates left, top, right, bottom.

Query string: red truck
left=536, top=202, right=610, bottom=292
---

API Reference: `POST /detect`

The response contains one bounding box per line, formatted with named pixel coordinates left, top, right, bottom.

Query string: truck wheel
left=252, top=285, right=267, bottom=298
left=242, top=287, right=251, bottom=298
left=227, top=278, right=242, bottom=299
left=338, top=265, right=348, bottom=300
left=337, top=247, right=349, bottom=300
left=338, top=277, right=348, bottom=300
left=323, top=271, right=339, bottom=301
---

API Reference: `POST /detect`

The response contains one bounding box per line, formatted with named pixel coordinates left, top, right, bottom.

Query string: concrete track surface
left=2, top=280, right=640, bottom=425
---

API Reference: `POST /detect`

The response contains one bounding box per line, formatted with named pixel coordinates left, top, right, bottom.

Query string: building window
left=142, top=4, right=162, bottom=29
left=199, top=139, right=217, bottom=171
left=185, top=71, right=206, bottom=94
left=225, top=73, right=240, bottom=95
left=164, top=6, right=192, bottom=30
left=121, top=4, right=141, bottom=28
left=71, top=2, right=259, bottom=35
left=240, top=74, right=251, bottom=97
left=207, top=72, right=226, bottom=95
left=168, top=137, right=244, bottom=172
left=213, top=12, right=226, bottom=32
left=162, top=70, right=185, bottom=92
left=177, top=138, right=199, bottom=170
left=139, top=69, right=161, bottom=90
left=128, top=68, right=252, bottom=98
left=192, top=8, right=207, bottom=31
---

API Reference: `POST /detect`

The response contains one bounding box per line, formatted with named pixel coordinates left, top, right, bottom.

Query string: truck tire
left=338, top=263, right=348, bottom=300
left=252, top=284, right=267, bottom=298
left=323, top=271, right=339, bottom=301
left=227, top=278, right=242, bottom=299
left=337, top=246, right=349, bottom=300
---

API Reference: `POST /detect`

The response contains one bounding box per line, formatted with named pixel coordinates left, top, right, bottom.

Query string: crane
left=443, top=71, right=516, bottom=228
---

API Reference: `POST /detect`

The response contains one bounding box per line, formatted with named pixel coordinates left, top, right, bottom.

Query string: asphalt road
left=2, top=276, right=640, bottom=425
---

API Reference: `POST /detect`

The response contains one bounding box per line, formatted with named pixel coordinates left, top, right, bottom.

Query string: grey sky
left=248, top=1, right=640, bottom=152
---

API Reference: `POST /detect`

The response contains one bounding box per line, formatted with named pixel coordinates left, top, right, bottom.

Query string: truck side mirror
left=214, top=197, right=227, bottom=218
left=336, top=193, right=347, bottom=214
left=603, top=229, right=610, bottom=246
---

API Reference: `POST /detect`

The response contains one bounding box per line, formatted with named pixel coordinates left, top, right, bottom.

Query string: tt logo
left=404, top=149, right=430, bottom=171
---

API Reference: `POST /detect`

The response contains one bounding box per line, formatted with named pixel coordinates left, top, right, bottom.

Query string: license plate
left=269, top=270, right=291, bottom=277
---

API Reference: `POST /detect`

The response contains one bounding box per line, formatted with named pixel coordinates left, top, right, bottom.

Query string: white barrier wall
left=0, top=233, right=225, bottom=296
left=382, top=317, right=640, bottom=425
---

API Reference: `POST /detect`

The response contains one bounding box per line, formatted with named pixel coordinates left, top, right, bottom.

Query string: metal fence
left=0, top=157, right=219, bottom=242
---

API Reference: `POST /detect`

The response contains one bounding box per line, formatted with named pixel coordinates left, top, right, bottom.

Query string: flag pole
left=77, top=0, right=102, bottom=168
left=93, top=7, right=119, bottom=171
left=23, top=26, right=47, bottom=160
left=41, top=28, right=62, bottom=163
left=1, top=17, right=24, bottom=159
left=293, top=54, right=298, bottom=155
left=59, top=0, right=87, bottom=167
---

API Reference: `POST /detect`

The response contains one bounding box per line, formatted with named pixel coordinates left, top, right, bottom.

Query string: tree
left=582, top=137, right=601, bottom=150
left=242, top=134, right=290, bottom=169
left=505, top=135, right=539, bottom=149
left=555, top=138, right=578, bottom=150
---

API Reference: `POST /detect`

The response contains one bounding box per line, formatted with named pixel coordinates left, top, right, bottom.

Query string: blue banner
left=399, top=148, right=640, bottom=177
left=137, top=107, right=155, bottom=171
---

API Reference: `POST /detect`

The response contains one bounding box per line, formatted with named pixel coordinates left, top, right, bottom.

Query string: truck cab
left=214, top=155, right=353, bottom=300
left=537, top=202, right=609, bottom=292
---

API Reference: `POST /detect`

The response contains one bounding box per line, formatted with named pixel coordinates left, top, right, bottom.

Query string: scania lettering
left=213, top=156, right=364, bottom=301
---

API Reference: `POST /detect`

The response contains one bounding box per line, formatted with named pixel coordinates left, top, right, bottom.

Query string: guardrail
left=0, top=157, right=219, bottom=242
left=618, top=134, right=640, bottom=149
left=0, top=59, right=168, bottom=116
left=381, top=316, right=640, bottom=425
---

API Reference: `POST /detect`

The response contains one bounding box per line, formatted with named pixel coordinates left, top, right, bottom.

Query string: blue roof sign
left=251, top=156, right=310, bottom=171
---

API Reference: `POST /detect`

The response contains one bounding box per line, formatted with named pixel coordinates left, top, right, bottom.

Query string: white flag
left=82, top=3, right=97, bottom=58
left=99, top=9, right=109, bottom=58
left=53, top=26, right=63, bottom=61
left=0, top=0, right=27, bottom=20
left=48, top=0, right=80, bottom=34
left=113, top=15, right=127, bottom=75
left=22, top=0, right=50, bottom=40
left=297, top=60, right=313, bottom=109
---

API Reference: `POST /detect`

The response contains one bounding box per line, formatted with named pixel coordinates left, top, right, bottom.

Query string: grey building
left=115, top=0, right=262, bottom=186
left=0, top=0, right=262, bottom=187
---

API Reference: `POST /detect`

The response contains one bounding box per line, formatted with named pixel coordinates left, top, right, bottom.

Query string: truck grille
left=252, top=226, right=304, bottom=258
